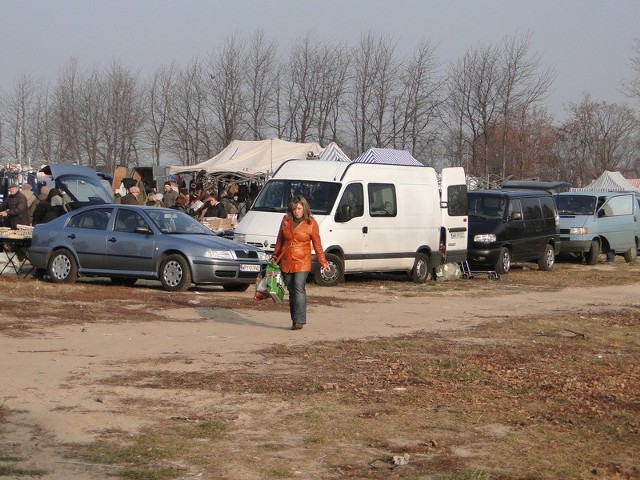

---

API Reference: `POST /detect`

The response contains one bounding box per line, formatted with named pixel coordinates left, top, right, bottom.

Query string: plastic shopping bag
left=265, top=261, right=285, bottom=303
left=253, top=270, right=270, bottom=301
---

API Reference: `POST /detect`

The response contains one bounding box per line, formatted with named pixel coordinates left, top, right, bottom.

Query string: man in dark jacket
left=120, top=186, right=141, bottom=205
left=0, top=184, right=30, bottom=229
left=198, top=195, right=227, bottom=220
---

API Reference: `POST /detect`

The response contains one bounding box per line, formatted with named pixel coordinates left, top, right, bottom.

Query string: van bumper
left=467, top=246, right=500, bottom=268
left=559, top=237, right=591, bottom=254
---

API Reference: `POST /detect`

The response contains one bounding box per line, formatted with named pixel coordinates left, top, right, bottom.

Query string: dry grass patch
left=72, top=306, right=640, bottom=479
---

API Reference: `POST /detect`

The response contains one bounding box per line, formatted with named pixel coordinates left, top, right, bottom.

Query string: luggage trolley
left=459, top=261, right=500, bottom=280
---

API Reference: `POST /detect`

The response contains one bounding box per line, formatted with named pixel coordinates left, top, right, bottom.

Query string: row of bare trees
left=0, top=31, right=639, bottom=185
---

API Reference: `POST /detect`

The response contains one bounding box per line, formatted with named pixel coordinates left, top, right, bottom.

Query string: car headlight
left=569, top=227, right=588, bottom=235
left=234, top=233, right=246, bottom=243
left=257, top=251, right=269, bottom=261
left=474, top=234, right=496, bottom=243
left=204, top=249, right=234, bottom=259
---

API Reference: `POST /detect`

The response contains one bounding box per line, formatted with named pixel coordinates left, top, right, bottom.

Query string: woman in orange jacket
left=272, top=195, right=330, bottom=330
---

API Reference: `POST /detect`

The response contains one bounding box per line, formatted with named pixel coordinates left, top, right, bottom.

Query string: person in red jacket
left=272, top=195, right=329, bottom=330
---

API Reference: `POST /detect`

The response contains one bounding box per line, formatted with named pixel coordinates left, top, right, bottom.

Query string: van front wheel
left=314, top=253, right=343, bottom=287
left=537, top=244, right=555, bottom=271
left=410, top=253, right=431, bottom=283
left=584, top=240, right=600, bottom=265
left=623, top=246, right=637, bottom=263
left=495, top=247, right=511, bottom=275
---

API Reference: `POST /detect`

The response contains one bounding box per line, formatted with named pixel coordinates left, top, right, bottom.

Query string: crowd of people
left=115, top=173, right=256, bottom=224
left=0, top=183, right=70, bottom=229
left=0, top=170, right=258, bottom=231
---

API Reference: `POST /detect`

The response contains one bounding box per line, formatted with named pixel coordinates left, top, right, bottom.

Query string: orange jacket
left=273, top=215, right=328, bottom=273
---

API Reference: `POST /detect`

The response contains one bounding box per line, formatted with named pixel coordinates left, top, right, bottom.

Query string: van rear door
left=440, top=167, right=468, bottom=263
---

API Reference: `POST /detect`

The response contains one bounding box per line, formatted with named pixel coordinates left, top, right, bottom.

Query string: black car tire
left=584, top=239, right=600, bottom=265
left=159, top=254, right=192, bottom=292
left=110, top=277, right=138, bottom=287
left=495, top=247, right=511, bottom=275
left=623, top=246, right=637, bottom=263
left=537, top=244, right=555, bottom=271
left=313, top=253, right=343, bottom=287
left=410, top=253, right=431, bottom=283
left=223, top=283, right=251, bottom=292
left=48, top=249, right=78, bottom=284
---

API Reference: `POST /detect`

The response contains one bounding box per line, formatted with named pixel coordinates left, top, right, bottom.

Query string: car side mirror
left=134, top=226, right=152, bottom=235
left=510, top=212, right=522, bottom=221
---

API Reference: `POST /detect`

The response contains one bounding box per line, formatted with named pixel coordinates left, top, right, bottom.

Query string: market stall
left=0, top=226, right=32, bottom=276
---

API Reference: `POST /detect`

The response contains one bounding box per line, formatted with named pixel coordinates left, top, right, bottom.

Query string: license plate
left=450, top=232, right=465, bottom=239
left=240, top=264, right=261, bottom=272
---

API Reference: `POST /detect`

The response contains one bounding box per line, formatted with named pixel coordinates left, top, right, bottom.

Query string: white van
left=234, top=160, right=468, bottom=286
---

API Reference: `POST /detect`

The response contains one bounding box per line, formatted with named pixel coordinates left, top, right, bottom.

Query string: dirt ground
left=0, top=256, right=639, bottom=479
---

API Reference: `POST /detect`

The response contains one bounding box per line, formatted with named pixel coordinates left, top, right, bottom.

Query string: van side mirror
left=597, top=209, right=605, bottom=218
left=335, top=204, right=351, bottom=223
left=510, top=212, right=522, bottom=221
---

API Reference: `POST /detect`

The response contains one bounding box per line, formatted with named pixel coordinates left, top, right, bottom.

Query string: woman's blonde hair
left=287, top=195, right=311, bottom=222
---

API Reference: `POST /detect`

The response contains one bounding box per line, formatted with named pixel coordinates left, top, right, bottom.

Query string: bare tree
left=557, top=94, right=640, bottom=185
left=622, top=37, right=640, bottom=101
left=51, top=58, right=83, bottom=164
left=393, top=39, right=443, bottom=161
left=206, top=34, right=247, bottom=148
left=349, top=32, right=398, bottom=152
left=98, top=61, right=146, bottom=171
left=313, top=42, right=349, bottom=146
left=283, top=35, right=322, bottom=142
left=1, top=74, right=39, bottom=166
left=444, top=49, right=487, bottom=173
left=244, top=30, right=278, bottom=140
left=145, top=63, right=177, bottom=166
left=166, top=60, right=207, bottom=166
left=497, top=34, right=554, bottom=176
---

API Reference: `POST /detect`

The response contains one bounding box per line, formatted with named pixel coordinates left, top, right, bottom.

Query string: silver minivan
left=556, top=191, right=639, bottom=264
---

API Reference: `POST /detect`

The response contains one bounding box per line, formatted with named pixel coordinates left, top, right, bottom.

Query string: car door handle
left=67, top=234, right=76, bottom=239
left=108, top=237, right=117, bottom=243
left=362, top=226, right=368, bottom=234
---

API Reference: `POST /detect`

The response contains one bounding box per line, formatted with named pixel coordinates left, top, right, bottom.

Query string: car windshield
left=555, top=195, right=596, bottom=215
left=146, top=209, right=213, bottom=234
left=468, top=194, right=507, bottom=220
left=252, top=179, right=341, bottom=215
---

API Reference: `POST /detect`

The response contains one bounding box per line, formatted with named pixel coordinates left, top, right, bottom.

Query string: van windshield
left=555, top=195, right=596, bottom=215
left=252, top=180, right=341, bottom=215
left=468, top=194, right=507, bottom=220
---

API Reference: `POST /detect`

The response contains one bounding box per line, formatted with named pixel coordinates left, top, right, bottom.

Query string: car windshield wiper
left=251, top=206, right=279, bottom=212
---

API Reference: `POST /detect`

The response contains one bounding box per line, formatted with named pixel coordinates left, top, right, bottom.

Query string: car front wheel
left=537, top=244, right=555, bottom=271
left=159, top=254, right=192, bottom=292
left=48, top=249, right=78, bottom=283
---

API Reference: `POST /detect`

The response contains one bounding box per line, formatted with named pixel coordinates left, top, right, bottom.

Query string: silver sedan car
left=28, top=205, right=269, bottom=291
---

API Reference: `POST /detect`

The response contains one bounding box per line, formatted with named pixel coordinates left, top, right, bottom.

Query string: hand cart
left=459, top=261, right=500, bottom=280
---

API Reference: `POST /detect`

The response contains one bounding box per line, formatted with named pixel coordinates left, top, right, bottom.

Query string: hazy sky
left=1, top=0, right=638, bottom=121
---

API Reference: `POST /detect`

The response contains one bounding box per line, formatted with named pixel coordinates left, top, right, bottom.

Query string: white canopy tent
left=316, top=142, right=351, bottom=163
left=573, top=171, right=640, bottom=192
left=169, top=139, right=323, bottom=180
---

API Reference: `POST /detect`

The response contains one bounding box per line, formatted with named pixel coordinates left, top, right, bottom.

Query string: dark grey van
left=467, top=190, right=561, bottom=274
